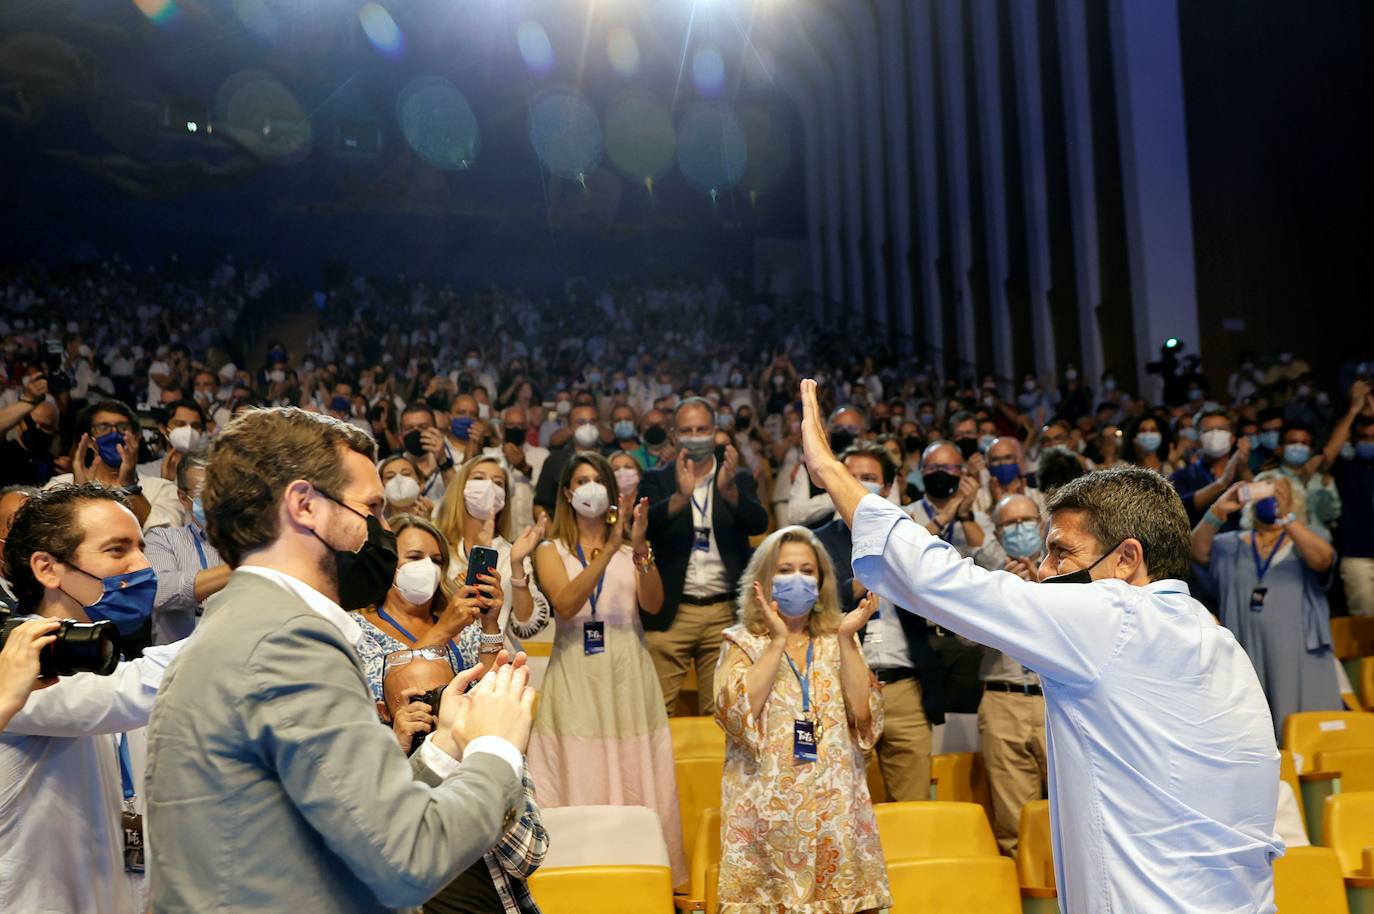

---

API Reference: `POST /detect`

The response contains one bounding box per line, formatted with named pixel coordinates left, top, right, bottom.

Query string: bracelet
left=479, top=631, right=504, bottom=646
left=479, top=646, right=501, bottom=656
left=1202, top=510, right=1225, bottom=529
left=510, top=575, right=529, bottom=589
left=633, top=545, right=655, bottom=573
left=957, top=513, right=974, bottom=522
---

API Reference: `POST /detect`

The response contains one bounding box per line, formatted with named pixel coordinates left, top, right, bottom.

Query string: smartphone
left=1238, top=481, right=1275, bottom=503
left=714, top=443, right=727, bottom=464
left=465, top=546, right=500, bottom=611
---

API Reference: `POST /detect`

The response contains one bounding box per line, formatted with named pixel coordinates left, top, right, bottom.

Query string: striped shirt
left=145, top=523, right=223, bottom=645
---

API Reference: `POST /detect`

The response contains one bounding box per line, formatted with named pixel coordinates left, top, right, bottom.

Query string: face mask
left=771, top=572, right=820, bottom=618
left=1282, top=443, right=1311, bottom=467
left=918, top=413, right=936, bottom=428
left=21, top=419, right=52, bottom=457
left=643, top=425, right=668, bottom=447
left=1000, top=521, right=1042, bottom=560
left=1187, top=389, right=1203, bottom=403
left=450, top=416, right=475, bottom=440
left=717, top=413, right=735, bottom=430
left=903, top=434, right=923, bottom=453
left=269, top=369, right=286, bottom=383
left=573, top=423, right=601, bottom=449
left=922, top=470, right=960, bottom=500
left=680, top=435, right=715, bottom=463
left=614, top=467, right=641, bottom=493
left=1023, top=380, right=1036, bottom=393
left=1296, top=385, right=1312, bottom=399
left=555, top=400, right=572, bottom=416
left=736, top=414, right=752, bottom=432
left=772, top=375, right=786, bottom=389
left=1178, top=426, right=1198, bottom=443
left=330, top=396, right=351, bottom=414
left=403, top=430, right=427, bottom=456
left=570, top=481, right=610, bottom=518
left=1043, top=541, right=1122, bottom=585
left=1253, top=496, right=1280, bottom=526
left=989, top=463, right=1020, bottom=487
left=67, top=566, right=158, bottom=635
left=313, top=495, right=398, bottom=611
left=587, top=371, right=603, bottom=385
left=1103, top=379, right=1118, bottom=393
left=1355, top=442, right=1374, bottom=462
left=613, top=420, right=637, bottom=440
left=729, top=373, right=743, bottom=386
left=394, top=558, right=440, bottom=606
left=860, top=480, right=883, bottom=496
left=94, top=429, right=125, bottom=468
left=464, top=478, right=506, bottom=519
left=1199, top=429, right=1233, bottom=459
left=477, top=403, right=491, bottom=420
left=906, top=468, right=923, bottom=489
left=955, top=438, right=979, bottom=460
left=1251, top=430, right=1279, bottom=453
left=466, top=357, right=482, bottom=370
left=385, top=474, right=421, bottom=506
left=611, top=379, right=627, bottom=393
left=168, top=425, right=206, bottom=453
left=191, top=496, right=207, bottom=528
left=978, top=435, right=996, bottom=454
left=829, top=427, right=858, bottom=453
left=1064, top=369, right=1078, bottom=381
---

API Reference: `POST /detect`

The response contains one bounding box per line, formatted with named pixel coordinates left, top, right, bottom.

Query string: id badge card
left=692, top=526, right=711, bottom=552
left=793, top=719, right=818, bottom=763
left=123, top=800, right=146, bottom=874
left=583, top=620, right=606, bottom=655
left=1250, top=587, right=1267, bottom=612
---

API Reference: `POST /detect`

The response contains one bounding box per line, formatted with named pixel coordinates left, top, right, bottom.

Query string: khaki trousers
left=874, top=677, right=932, bottom=802
left=978, top=689, right=1048, bottom=855
left=645, top=599, right=737, bottom=717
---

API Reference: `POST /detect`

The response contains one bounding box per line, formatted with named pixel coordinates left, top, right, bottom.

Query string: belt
left=984, top=681, right=1042, bottom=696
left=874, top=668, right=918, bottom=686
left=680, top=593, right=734, bottom=606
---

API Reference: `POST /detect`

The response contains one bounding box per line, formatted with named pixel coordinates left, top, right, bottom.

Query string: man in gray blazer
left=146, top=407, right=537, bottom=913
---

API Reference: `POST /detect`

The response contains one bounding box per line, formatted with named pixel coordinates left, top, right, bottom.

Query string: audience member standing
left=145, top=453, right=229, bottom=644
left=1325, top=381, right=1374, bottom=615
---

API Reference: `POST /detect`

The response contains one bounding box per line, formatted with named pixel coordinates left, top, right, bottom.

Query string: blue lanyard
left=189, top=526, right=208, bottom=570
left=574, top=544, right=605, bottom=617
left=118, top=734, right=135, bottom=800
left=692, top=482, right=711, bottom=522
left=1252, top=531, right=1289, bottom=584
left=784, top=639, right=814, bottom=714
left=376, top=605, right=461, bottom=666
left=922, top=499, right=955, bottom=542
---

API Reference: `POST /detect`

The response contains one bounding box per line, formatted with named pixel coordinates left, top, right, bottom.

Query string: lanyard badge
left=118, top=735, right=145, bottom=873
left=785, top=640, right=819, bottom=763
left=575, top=544, right=607, bottom=655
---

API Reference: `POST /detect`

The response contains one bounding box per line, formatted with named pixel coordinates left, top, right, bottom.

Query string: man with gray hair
left=798, top=379, right=1280, bottom=914
left=144, top=452, right=229, bottom=644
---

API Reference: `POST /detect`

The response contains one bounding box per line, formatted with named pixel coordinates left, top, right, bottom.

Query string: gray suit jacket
left=145, top=571, right=523, bottom=912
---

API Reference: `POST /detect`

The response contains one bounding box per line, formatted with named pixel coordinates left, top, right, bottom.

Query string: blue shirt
left=1170, top=457, right=1239, bottom=531
left=850, top=494, right=1282, bottom=914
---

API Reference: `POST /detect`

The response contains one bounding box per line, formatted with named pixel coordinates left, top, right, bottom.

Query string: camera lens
left=0, top=618, right=120, bottom=678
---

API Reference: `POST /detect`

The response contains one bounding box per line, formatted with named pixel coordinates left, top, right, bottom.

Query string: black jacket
left=639, top=459, right=769, bottom=632
left=814, top=516, right=946, bottom=726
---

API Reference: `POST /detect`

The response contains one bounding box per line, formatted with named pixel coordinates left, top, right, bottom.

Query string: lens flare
left=605, top=90, right=675, bottom=183
left=692, top=46, right=726, bottom=97
left=528, top=88, right=603, bottom=180
left=396, top=76, right=481, bottom=170
left=676, top=104, right=748, bottom=193
left=359, top=4, right=405, bottom=59
left=132, top=0, right=180, bottom=26
left=607, top=27, right=640, bottom=78
left=517, top=21, right=555, bottom=75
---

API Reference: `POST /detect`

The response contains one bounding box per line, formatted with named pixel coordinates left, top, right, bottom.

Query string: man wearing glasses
left=42, top=399, right=184, bottom=531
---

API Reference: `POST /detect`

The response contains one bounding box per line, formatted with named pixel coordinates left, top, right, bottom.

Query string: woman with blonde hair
left=715, top=525, right=891, bottom=914
left=528, top=451, right=686, bottom=884
left=434, top=454, right=550, bottom=652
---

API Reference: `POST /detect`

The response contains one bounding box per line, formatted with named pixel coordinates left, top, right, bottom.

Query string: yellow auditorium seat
left=1317, top=748, right=1374, bottom=793
left=929, top=751, right=992, bottom=817
left=1015, top=800, right=1058, bottom=912
left=669, top=717, right=725, bottom=879
left=865, top=753, right=888, bottom=804
left=886, top=857, right=1022, bottom=914
left=1360, top=658, right=1374, bottom=711
left=1285, top=711, right=1374, bottom=761
left=529, top=865, right=675, bottom=914
left=1273, top=847, right=1350, bottom=914
left=673, top=808, right=721, bottom=914
left=670, top=715, right=725, bottom=760
left=1333, top=617, right=1374, bottom=662
left=873, top=802, right=999, bottom=864
left=1321, top=792, right=1374, bottom=876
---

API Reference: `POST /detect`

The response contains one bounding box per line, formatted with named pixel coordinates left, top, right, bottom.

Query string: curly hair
left=4, top=484, right=126, bottom=610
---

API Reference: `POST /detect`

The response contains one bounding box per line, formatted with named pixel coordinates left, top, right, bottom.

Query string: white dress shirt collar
left=235, top=565, right=363, bottom=647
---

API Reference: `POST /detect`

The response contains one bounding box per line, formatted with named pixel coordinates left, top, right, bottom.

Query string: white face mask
left=394, top=558, right=440, bottom=606
left=269, top=369, right=286, bottom=383
left=168, top=425, right=207, bottom=453
left=384, top=473, right=421, bottom=506
left=1200, top=428, right=1234, bottom=459
left=477, top=402, right=491, bottom=419
left=573, top=423, right=601, bottom=449
left=555, top=400, right=572, bottom=416
left=614, top=467, right=641, bottom=493
left=464, top=477, right=507, bottom=520
left=570, top=481, right=610, bottom=518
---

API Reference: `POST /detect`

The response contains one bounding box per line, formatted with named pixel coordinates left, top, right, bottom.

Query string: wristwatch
left=118, top=483, right=144, bottom=499
left=437, top=455, right=455, bottom=472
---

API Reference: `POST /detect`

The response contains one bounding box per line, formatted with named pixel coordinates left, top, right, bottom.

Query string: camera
left=43, top=339, right=72, bottom=394
left=0, top=614, right=121, bottom=678
left=406, top=683, right=447, bottom=756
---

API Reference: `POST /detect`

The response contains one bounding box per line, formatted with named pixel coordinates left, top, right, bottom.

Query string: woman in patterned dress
left=715, top=525, right=891, bottom=914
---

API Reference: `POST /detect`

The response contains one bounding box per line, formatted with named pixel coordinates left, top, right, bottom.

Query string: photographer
left=0, top=484, right=183, bottom=914
left=0, top=373, right=59, bottom=486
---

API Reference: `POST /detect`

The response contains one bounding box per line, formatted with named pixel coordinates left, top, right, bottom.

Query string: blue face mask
left=1282, top=443, right=1311, bottom=467
left=989, top=463, right=1020, bottom=487
left=329, top=395, right=350, bottom=414
left=1357, top=442, right=1374, bottom=462
left=69, top=566, right=158, bottom=635
left=1178, top=427, right=1199, bottom=442
left=450, top=416, right=474, bottom=441
left=95, top=429, right=125, bottom=468
left=191, top=496, right=207, bottom=528
left=1000, top=521, right=1042, bottom=560
left=613, top=420, right=637, bottom=440
left=1136, top=431, right=1162, bottom=453
left=1258, top=430, right=1281, bottom=451
left=907, top=468, right=925, bottom=491
left=771, top=572, right=820, bottom=618
left=1253, top=496, right=1280, bottom=526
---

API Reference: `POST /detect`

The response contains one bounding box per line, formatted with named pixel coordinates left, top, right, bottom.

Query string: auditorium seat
left=1360, top=658, right=1374, bottom=714
left=669, top=716, right=725, bottom=760
left=1317, top=748, right=1374, bottom=792
left=928, top=751, right=992, bottom=817
left=873, top=801, right=999, bottom=863
left=538, top=806, right=670, bottom=870
left=529, top=865, right=675, bottom=914
left=1279, top=749, right=1316, bottom=842
left=669, top=716, right=725, bottom=878
left=1015, top=800, right=1058, bottom=913
left=1273, top=847, right=1350, bottom=914
left=673, top=808, right=721, bottom=914
left=886, top=857, right=1022, bottom=914
left=1284, top=711, right=1374, bottom=762
left=865, top=753, right=888, bottom=804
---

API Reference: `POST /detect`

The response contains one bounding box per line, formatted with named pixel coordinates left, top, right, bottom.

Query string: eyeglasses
left=91, top=421, right=133, bottom=435
left=383, top=647, right=453, bottom=671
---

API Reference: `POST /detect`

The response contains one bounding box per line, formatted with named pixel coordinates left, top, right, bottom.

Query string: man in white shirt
left=787, top=406, right=865, bottom=527
left=797, top=379, right=1281, bottom=914
left=498, top=405, right=549, bottom=532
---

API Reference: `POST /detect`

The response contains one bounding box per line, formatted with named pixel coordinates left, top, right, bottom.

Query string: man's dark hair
left=400, top=401, right=436, bottom=424
left=947, top=410, right=977, bottom=435
left=175, top=453, right=211, bottom=495
left=839, top=441, right=898, bottom=487
left=674, top=396, right=716, bottom=425
left=1036, top=446, right=1086, bottom=496
left=1193, top=404, right=1230, bottom=428
left=1257, top=407, right=1284, bottom=425
left=76, top=399, right=136, bottom=433
left=203, top=407, right=377, bottom=566
left=1283, top=420, right=1315, bottom=439
left=162, top=398, right=207, bottom=426
left=4, top=484, right=125, bottom=610
left=1045, top=466, right=1192, bottom=582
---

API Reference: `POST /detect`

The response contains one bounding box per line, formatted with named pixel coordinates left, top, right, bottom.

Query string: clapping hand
left=754, top=580, right=789, bottom=642
left=445, top=656, right=536, bottom=755
left=629, top=496, right=649, bottom=551
left=799, top=379, right=841, bottom=480
left=511, top=517, right=548, bottom=565
left=838, top=591, right=879, bottom=639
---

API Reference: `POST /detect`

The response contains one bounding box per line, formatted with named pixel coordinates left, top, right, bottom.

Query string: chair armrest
left=1020, top=887, right=1059, bottom=899
left=1299, top=770, right=1340, bottom=783
left=673, top=897, right=706, bottom=912
left=1344, top=875, right=1374, bottom=890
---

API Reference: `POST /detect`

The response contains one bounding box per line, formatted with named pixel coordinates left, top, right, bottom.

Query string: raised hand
left=438, top=587, right=483, bottom=631
left=473, top=573, right=504, bottom=615
left=511, top=517, right=548, bottom=565
left=1213, top=481, right=1248, bottom=519
left=799, top=378, right=841, bottom=479
left=754, top=580, right=789, bottom=641
left=72, top=434, right=94, bottom=484
left=450, top=661, right=536, bottom=754
left=0, top=618, right=61, bottom=723
left=630, top=496, right=649, bottom=550
left=954, top=474, right=981, bottom=517
left=475, top=512, right=496, bottom=548
left=420, top=427, right=446, bottom=456
left=838, top=591, right=880, bottom=638
left=675, top=451, right=696, bottom=498
left=716, top=443, right=739, bottom=494
left=118, top=429, right=139, bottom=486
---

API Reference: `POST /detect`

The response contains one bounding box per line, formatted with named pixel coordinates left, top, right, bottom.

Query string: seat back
left=538, top=806, right=670, bottom=870
left=1284, top=711, right=1374, bottom=764
left=670, top=715, right=726, bottom=761
left=674, top=757, right=724, bottom=868
left=874, top=801, right=999, bottom=863
left=1332, top=617, right=1374, bottom=661
left=866, top=753, right=888, bottom=804
left=687, top=808, right=722, bottom=906
left=929, top=751, right=992, bottom=815
left=1015, top=799, right=1055, bottom=890
left=1360, top=658, right=1374, bottom=710
left=1321, top=792, right=1374, bottom=874
left=1317, top=748, right=1374, bottom=793
left=1273, top=846, right=1350, bottom=914
left=527, top=865, right=675, bottom=914
left=1280, top=750, right=1307, bottom=824
left=886, top=857, right=1022, bottom=914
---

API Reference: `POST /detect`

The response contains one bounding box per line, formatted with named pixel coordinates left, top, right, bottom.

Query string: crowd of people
left=1, top=256, right=1373, bottom=912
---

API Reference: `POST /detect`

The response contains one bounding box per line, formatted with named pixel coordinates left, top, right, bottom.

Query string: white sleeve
left=850, top=494, right=1129, bottom=685
left=786, top=465, right=834, bottom=526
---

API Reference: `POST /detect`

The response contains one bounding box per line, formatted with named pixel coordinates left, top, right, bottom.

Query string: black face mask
left=402, top=430, right=427, bottom=456
left=830, top=427, right=859, bottom=453
left=643, top=425, right=668, bottom=446
left=21, top=419, right=52, bottom=457
left=313, top=493, right=398, bottom=610
left=922, top=470, right=961, bottom=500
left=504, top=426, right=527, bottom=447
left=955, top=437, right=979, bottom=460
left=736, top=414, right=752, bottom=432
left=903, top=434, right=923, bottom=454
left=1042, top=542, right=1123, bottom=585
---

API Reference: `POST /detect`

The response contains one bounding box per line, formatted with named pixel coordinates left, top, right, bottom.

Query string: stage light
left=186, top=121, right=197, bottom=132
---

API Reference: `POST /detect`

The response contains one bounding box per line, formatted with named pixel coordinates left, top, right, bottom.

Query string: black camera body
left=0, top=613, right=121, bottom=678
left=406, top=683, right=448, bottom=756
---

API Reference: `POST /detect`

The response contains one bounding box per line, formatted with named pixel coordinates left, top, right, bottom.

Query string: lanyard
left=784, top=638, right=815, bottom=714
left=691, top=482, right=711, bottom=523
left=117, top=733, right=135, bottom=801
left=574, top=544, right=605, bottom=617
left=376, top=605, right=461, bottom=665
left=188, top=526, right=208, bottom=570
left=922, top=499, right=955, bottom=542
left=1252, top=531, right=1289, bottom=584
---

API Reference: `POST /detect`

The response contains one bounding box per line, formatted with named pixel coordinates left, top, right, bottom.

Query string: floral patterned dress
left=714, top=624, right=891, bottom=914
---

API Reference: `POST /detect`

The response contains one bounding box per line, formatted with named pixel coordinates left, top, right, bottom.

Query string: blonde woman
left=528, top=452, right=686, bottom=884
left=378, top=455, right=432, bottom=519
left=715, top=525, right=891, bottom=914
left=434, top=454, right=550, bottom=652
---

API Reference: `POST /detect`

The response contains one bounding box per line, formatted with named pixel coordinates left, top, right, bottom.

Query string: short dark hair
left=1283, top=420, right=1315, bottom=439
left=1193, top=404, right=1230, bottom=428
left=839, top=442, right=898, bottom=487
left=1036, top=446, right=1086, bottom=496
left=77, top=399, right=136, bottom=433
left=4, top=484, right=125, bottom=610
left=162, top=398, right=207, bottom=426
left=1257, top=407, right=1284, bottom=425
left=674, top=396, right=716, bottom=425
left=203, top=407, right=376, bottom=566
left=947, top=410, right=977, bottom=433
left=1045, top=467, right=1192, bottom=582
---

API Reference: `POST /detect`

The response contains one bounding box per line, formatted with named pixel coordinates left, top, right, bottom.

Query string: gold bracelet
left=633, top=544, right=655, bottom=573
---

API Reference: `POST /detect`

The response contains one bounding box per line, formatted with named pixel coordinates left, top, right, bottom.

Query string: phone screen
left=465, top=546, right=500, bottom=589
